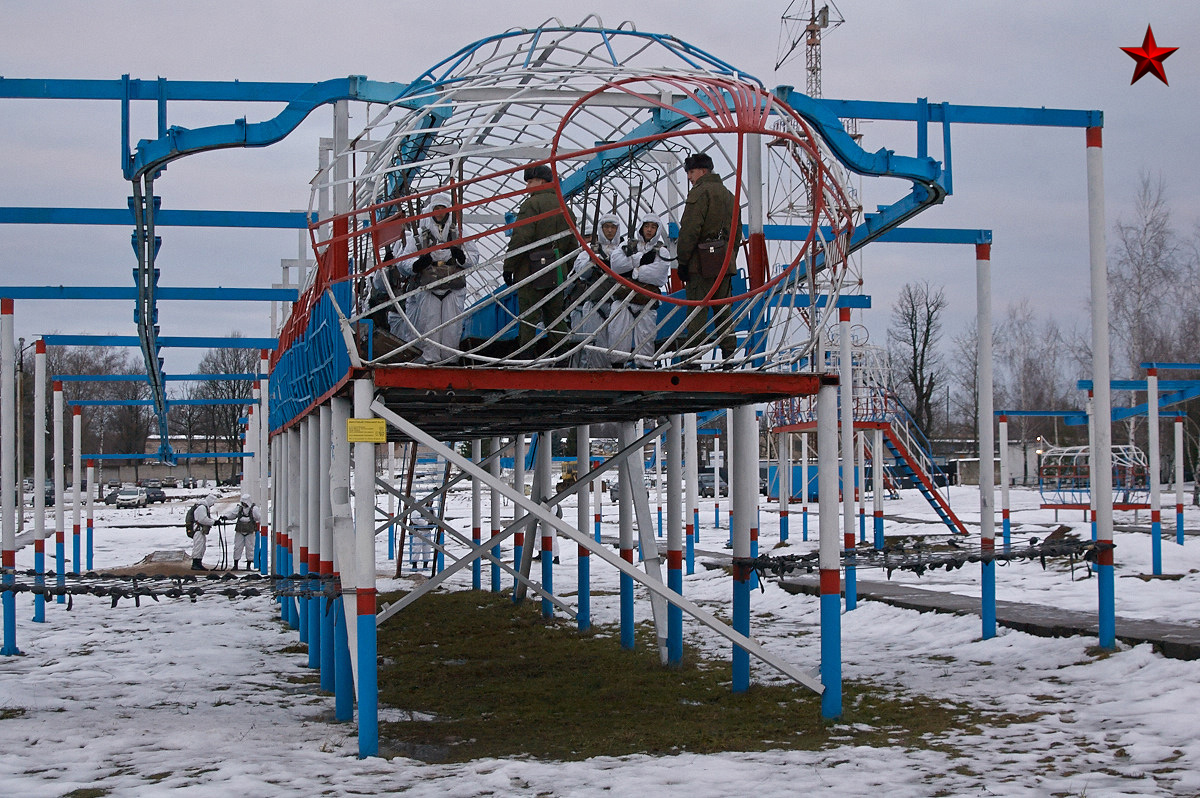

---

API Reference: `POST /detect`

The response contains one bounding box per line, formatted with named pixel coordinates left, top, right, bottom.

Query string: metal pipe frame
left=371, top=399, right=823, bottom=693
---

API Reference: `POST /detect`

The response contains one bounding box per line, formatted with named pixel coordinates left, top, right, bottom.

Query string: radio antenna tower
left=776, top=1, right=844, bottom=97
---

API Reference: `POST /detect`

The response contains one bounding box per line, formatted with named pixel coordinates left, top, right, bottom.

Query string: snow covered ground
left=2, top=485, right=1199, bottom=796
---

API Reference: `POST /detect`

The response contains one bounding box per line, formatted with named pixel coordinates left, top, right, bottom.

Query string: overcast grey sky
left=2, top=1, right=1197, bottom=373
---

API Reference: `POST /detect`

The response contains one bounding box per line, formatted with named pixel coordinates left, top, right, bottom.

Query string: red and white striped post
left=976, top=242, right=997, bottom=639
left=71, top=406, right=82, bottom=575
left=32, top=339, right=47, bottom=623
left=838, top=306, right=856, bottom=609
left=1086, top=126, right=1116, bottom=649
left=1, top=298, right=18, bottom=654
left=1174, top=416, right=1186, bottom=545
left=53, top=380, right=65, bottom=601
left=85, top=459, right=95, bottom=571
left=1147, top=368, right=1163, bottom=575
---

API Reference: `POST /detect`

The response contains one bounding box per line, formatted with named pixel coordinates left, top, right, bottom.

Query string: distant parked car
left=116, top=487, right=148, bottom=508
left=144, top=486, right=167, bottom=504
left=44, top=481, right=56, bottom=507
left=160, top=476, right=178, bottom=488
left=143, top=478, right=162, bottom=489
left=699, top=473, right=728, bottom=498
left=182, top=477, right=197, bottom=489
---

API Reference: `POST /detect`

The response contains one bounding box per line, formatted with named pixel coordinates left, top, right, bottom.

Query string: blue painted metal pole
left=817, top=381, right=842, bottom=719
left=537, top=433, right=554, bottom=619
left=873, top=426, right=886, bottom=550
left=1086, top=128, right=1116, bottom=650
left=778, top=431, right=790, bottom=543
left=353, top=377, right=379, bottom=758
left=685, top=413, right=699, bottom=575
left=666, top=414, right=684, bottom=666
left=285, top=427, right=300, bottom=630
left=334, top=594, right=354, bottom=721
left=1, top=300, right=19, bottom=655
left=576, top=426, right=591, bottom=631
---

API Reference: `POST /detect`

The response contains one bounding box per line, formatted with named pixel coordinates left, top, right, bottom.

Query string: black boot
left=191, top=559, right=207, bottom=571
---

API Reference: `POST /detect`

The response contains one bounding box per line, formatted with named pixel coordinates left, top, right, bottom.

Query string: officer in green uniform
left=503, top=164, right=577, bottom=358
left=675, top=152, right=741, bottom=363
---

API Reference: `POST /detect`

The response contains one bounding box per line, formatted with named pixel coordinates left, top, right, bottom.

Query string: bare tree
left=193, top=335, right=258, bottom=483
left=948, top=320, right=979, bottom=449
left=888, top=281, right=947, bottom=435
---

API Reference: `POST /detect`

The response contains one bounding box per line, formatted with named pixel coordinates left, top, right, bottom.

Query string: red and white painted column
left=71, top=406, right=82, bottom=575
left=1174, top=416, right=1186, bottom=545
left=1, top=298, right=18, bottom=654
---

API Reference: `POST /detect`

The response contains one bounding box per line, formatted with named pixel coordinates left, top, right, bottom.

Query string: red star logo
left=1121, top=25, right=1178, bottom=85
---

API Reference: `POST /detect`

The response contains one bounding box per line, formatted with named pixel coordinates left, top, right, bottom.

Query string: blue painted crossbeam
left=1, top=287, right=297, bottom=301
left=0, top=207, right=314, bottom=229
left=43, top=335, right=276, bottom=348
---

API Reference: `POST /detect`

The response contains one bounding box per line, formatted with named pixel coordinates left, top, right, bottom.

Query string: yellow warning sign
left=346, top=418, right=387, bottom=443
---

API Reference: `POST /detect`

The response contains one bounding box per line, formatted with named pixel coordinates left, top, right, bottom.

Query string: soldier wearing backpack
left=229, top=494, right=261, bottom=571
left=185, top=494, right=219, bottom=571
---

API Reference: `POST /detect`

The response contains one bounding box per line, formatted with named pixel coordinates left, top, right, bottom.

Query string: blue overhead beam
left=0, top=207, right=315, bottom=228
left=0, top=286, right=298, bottom=301
left=43, top=335, right=276, bottom=349
left=760, top=224, right=991, bottom=246
left=815, top=98, right=1102, bottom=129
left=55, top=373, right=261, bottom=382
left=0, top=77, right=314, bottom=102
left=1076, top=380, right=1197, bottom=392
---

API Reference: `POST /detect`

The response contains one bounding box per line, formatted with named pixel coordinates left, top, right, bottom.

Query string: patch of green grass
left=61, top=789, right=110, bottom=798
left=0, top=708, right=26, bottom=721
left=144, top=772, right=172, bottom=783
left=375, top=590, right=1021, bottom=763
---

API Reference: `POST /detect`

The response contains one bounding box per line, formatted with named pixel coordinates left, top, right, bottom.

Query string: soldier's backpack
left=184, top=503, right=199, bottom=538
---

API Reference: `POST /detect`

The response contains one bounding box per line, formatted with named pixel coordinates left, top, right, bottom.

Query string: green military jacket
left=676, top=172, right=742, bottom=281
left=503, top=185, right=577, bottom=279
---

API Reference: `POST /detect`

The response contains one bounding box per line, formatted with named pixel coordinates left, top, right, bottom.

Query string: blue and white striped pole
left=330, top=396, right=354, bottom=722
left=778, top=431, right=790, bottom=543
left=666, top=414, right=684, bottom=665
left=71, top=406, right=81, bottom=575
left=319, top=404, right=335, bottom=693
left=731, top=405, right=756, bottom=692
left=1147, top=368, right=1162, bottom=576
left=296, top=421, right=310, bottom=644
left=511, top=434, right=526, bottom=596
left=1, top=299, right=19, bottom=655
left=471, top=439, right=482, bottom=590
left=353, top=377, right=379, bottom=758
left=618, top=423, right=635, bottom=650
left=1086, top=126, right=1116, bottom=650
left=838, top=307, right=856, bottom=611
left=32, top=339, right=47, bottom=623
left=490, top=437, right=502, bottom=592
left=1175, top=417, right=1186, bottom=545
left=685, top=413, right=698, bottom=574
left=307, top=415, right=322, bottom=669
left=977, top=242, right=997, bottom=640
left=872, top=427, right=885, bottom=550
left=85, top=460, right=95, bottom=571
left=817, top=379, right=841, bottom=718
left=576, top=425, right=591, bottom=631
left=53, top=382, right=65, bottom=603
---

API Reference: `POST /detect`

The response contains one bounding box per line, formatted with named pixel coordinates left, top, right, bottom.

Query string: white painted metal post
left=1175, top=417, right=1185, bottom=545
left=71, top=407, right=81, bottom=575
left=665, top=414, right=684, bottom=664
left=32, top=339, right=47, bottom=623
left=512, top=434, right=527, bottom=590
left=1086, top=127, right=1116, bottom=649
left=817, top=379, right=841, bottom=718
left=258, top=351, right=270, bottom=575
left=1147, top=369, right=1162, bottom=574
left=490, top=436, right=502, bottom=592
left=731, top=404, right=757, bottom=692
left=319, top=404, right=334, bottom=692
left=53, top=382, right=65, bottom=601
left=856, top=429, right=866, bottom=543
left=576, top=425, right=592, bottom=629
left=999, top=416, right=1011, bottom=552
left=330, top=396, right=354, bottom=721
left=618, top=423, right=636, bottom=648
left=85, top=460, right=94, bottom=571
left=0, top=300, right=16, bottom=654
left=285, top=427, right=301, bottom=629
left=352, top=377, right=378, bottom=757
left=387, top=442, right=396, bottom=561
left=977, top=243, right=997, bottom=639
left=778, top=431, right=791, bottom=542
left=801, top=432, right=809, bottom=540
left=684, top=412, right=699, bottom=569
left=471, top=439, right=482, bottom=589
left=838, top=307, right=856, bottom=609
left=872, top=427, right=884, bottom=549
left=307, top=415, right=322, bottom=667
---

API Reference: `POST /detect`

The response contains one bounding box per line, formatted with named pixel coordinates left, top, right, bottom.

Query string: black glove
left=678, top=267, right=690, bottom=283
left=450, top=245, right=466, bottom=265
left=503, top=270, right=516, bottom=286
left=622, top=242, right=637, bottom=257
left=413, top=253, right=433, bottom=273
left=383, top=244, right=394, bottom=261
left=639, top=250, right=656, bottom=266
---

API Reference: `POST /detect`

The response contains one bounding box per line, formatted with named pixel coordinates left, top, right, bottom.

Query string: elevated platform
left=371, top=367, right=834, bottom=440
